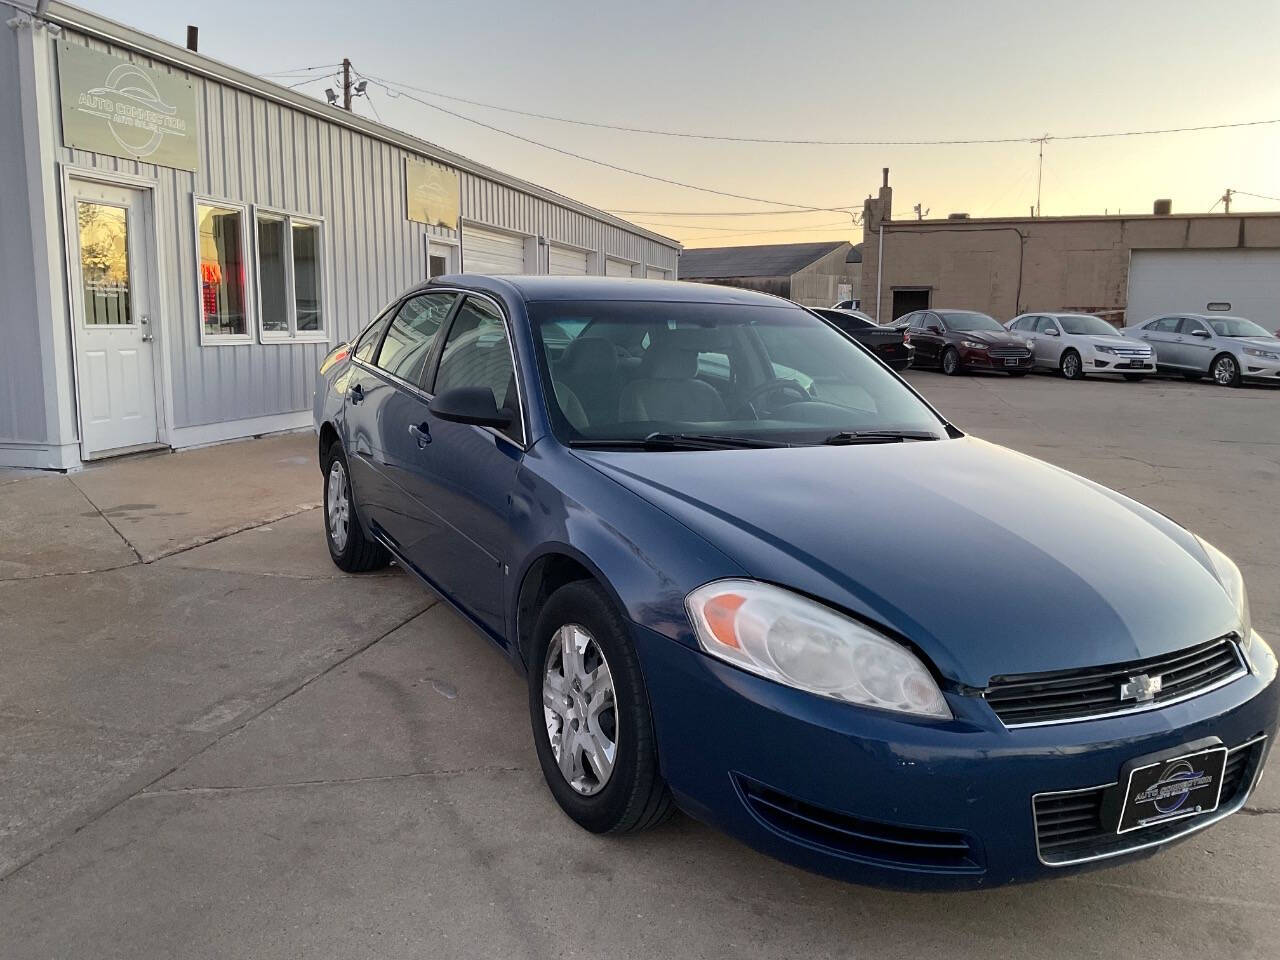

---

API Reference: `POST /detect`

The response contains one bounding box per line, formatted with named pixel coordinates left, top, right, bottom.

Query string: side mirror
left=1191, top=329, right=1211, bottom=339
left=429, top=386, right=512, bottom=428
left=1044, top=328, right=1060, bottom=337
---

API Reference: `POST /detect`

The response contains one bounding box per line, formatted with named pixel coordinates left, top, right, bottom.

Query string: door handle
left=408, top=422, right=431, bottom=448
left=349, top=383, right=365, bottom=404
left=141, top=333, right=155, bottom=343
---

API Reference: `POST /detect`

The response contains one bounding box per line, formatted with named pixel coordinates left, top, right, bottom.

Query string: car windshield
left=1058, top=315, right=1118, bottom=336
left=1207, top=316, right=1270, bottom=338
left=942, top=311, right=1003, bottom=332
left=529, top=300, right=947, bottom=445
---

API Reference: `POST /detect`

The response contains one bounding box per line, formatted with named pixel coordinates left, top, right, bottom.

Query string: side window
left=1178, top=318, right=1207, bottom=336
left=374, top=292, right=457, bottom=384
left=353, top=305, right=395, bottom=363
left=1035, top=316, right=1057, bottom=334
left=432, top=296, right=523, bottom=443
left=1149, top=317, right=1179, bottom=333
left=907, top=314, right=924, bottom=330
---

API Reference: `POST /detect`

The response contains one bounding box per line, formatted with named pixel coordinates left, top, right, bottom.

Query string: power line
left=362, top=76, right=860, bottom=213
left=263, top=63, right=341, bottom=77
left=608, top=207, right=853, bottom=217
left=358, top=73, right=1280, bottom=147
left=1231, top=189, right=1280, bottom=204
left=632, top=217, right=855, bottom=234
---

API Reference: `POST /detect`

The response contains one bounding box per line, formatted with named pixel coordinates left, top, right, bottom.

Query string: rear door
left=1034, top=316, right=1064, bottom=367
left=914, top=312, right=944, bottom=366
left=1177, top=317, right=1216, bottom=372
left=1136, top=316, right=1182, bottom=367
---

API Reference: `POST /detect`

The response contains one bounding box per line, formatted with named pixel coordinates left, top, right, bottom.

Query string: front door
left=67, top=180, right=160, bottom=458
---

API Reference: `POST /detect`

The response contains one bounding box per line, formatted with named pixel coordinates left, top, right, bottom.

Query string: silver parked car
left=1007, top=312, right=1155, bottom=381
left=1124, top=314, right=1280, bottom=387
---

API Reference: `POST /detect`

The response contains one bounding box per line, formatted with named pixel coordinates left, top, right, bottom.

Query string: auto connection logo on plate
left=57, top=42, right=200, bottom=172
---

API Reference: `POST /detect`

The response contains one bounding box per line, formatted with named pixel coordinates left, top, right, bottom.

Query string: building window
left=254, top=208, right=327, bottom=341
left=195, top=199, right=251, bottom=342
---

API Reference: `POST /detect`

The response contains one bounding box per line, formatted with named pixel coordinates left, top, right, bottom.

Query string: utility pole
left=342, top=58, right=352, bottom=111
left=1221, top=188, right=1233, bottom=213
left=1034, top=135, right=1047, bottom=217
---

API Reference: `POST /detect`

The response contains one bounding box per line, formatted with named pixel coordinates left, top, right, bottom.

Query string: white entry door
left=68, top=179, right=160, bottom=459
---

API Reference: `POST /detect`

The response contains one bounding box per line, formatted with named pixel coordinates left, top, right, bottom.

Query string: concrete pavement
left=2, top=377, right=1279, bottom=959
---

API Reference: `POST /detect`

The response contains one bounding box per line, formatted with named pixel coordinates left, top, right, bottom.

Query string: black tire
left=1007, top=370, right=1029, bottom=377
left=1211, top=353, right=1242, bottom=387
left=1123, top=373, right=1146, bottom=382
left=323, top=440, right=390, bottom=573
left=941, top=348, right=962, bottom=376
left=1060, top=349, right=1085, bottom=380
left=528, top=580, right=674, bottom=834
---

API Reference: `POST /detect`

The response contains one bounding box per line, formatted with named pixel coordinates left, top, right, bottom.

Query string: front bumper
left=1091, top=354, right=1155, bottom=373
left=633, top=625, right=1278, bottom=890
left=1242, top=354, right=1280, bottom=381
left=961, top=348, right=1033, bottom=370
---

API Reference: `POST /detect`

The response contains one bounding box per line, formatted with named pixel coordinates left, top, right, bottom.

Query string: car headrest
left=640, top=328, right=725, bottom=380
left=560, top=336, right=618, bottom=375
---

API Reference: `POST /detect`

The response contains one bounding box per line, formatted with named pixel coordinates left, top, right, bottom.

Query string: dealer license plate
left=1004, top=358, right=1021, bottom=366
left=1117, top=746, right=1227, bottom=834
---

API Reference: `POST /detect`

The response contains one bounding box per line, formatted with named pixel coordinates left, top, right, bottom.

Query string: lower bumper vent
left=736, top=776, right=982, bottom=873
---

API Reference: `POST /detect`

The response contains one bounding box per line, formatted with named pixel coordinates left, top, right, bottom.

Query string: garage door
left=605, top=257, right=635, bottom=278
left=548, top=244, right=589, bottom=275
left=1127, top=250, right=1280, bottom=328
left=645, top=267, right=669, bottom=280
left=462, top=226, right=527, bottom=274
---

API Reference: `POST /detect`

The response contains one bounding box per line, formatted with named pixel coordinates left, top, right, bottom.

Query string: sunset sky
left=82, top=0, right=1280, bottom=248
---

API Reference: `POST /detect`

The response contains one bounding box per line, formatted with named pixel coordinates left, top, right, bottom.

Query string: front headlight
left=959, top=340, right=989, bottom=351
left=1094, top=345, right=1118, bottom=355
left=1243, top=347, right=1280, bottom=361
left=685, top=580, right=951, bottom=718
left=1194, top=536, right=1253, bottom=654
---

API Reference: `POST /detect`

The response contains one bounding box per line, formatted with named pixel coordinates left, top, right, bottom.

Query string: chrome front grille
left=989, top=348, right=1031, bottom=359
left=985, top=636, right=1246, bottom=727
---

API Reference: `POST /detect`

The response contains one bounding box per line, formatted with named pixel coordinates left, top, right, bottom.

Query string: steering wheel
left=743, top=378, right=811, bottom=414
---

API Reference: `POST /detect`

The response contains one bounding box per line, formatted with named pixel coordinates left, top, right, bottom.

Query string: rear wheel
left=1060, top=350, right=1085, bottom=380
left=528, top=580, right=674, bottom=834
left=323, top=441, right=390, bottom=572
left=1211, top=353, right=1242, bottom=387
left=941, top=348, right=962, bottom=376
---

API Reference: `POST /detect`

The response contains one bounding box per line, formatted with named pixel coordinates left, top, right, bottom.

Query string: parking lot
left=2, top=372, right=1278, bottom=959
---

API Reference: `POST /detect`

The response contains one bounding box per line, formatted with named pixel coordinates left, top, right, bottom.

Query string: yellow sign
left=57, top=42, right=199, bottom=171
left=406, top=159, right=460, bottom=229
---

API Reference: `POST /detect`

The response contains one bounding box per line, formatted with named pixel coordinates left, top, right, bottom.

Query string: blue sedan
left=313, top=276, right=1275, bottom=889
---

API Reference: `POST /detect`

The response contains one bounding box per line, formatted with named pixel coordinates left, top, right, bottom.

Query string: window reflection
left=77, top=201, right=131, bottom=326
left=197, top=202, right=247, bottom=337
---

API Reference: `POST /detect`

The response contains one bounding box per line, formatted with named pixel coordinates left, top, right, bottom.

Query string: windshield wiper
left=821, top=429, right=941, bottom=445
left=569, top=432, right=787, bottom=451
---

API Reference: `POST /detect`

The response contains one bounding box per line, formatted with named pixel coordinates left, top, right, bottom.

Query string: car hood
left=1235, top=337, right=1280, bottom=350
left=577, top=438, right=1239, bottom=688
left=955, top=330, right=1025, bottom=346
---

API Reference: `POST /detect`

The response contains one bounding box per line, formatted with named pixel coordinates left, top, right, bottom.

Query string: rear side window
left=1148, top=317, right=1179, bottom=333
left=353, top=306, right=394, bottom=363
left=375, top=292, right=457, bottom=384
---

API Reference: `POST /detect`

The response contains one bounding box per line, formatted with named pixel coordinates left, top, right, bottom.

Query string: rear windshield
left=528, top=300, right=946, bottom=445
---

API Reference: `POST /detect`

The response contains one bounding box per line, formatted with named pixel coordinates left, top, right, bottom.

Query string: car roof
left=416, top=274, right=794, bottom=307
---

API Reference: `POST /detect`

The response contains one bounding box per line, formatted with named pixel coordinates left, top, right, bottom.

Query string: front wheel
left=1211, top=353, right=1242, bottom=387
left=323, top=441, right=390, bottom=572
left=528, top=580, right=674, bottom=834
left=1060, top=350, right=1085, bottom=380
left=941, top=348, right=962, bottom=376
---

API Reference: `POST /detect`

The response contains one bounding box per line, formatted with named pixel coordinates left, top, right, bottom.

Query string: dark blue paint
left=314, top=276, right=1278, bottom=889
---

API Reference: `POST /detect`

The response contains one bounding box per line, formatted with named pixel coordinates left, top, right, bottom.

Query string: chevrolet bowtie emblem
left=1120, top=673, right=1163, bottom=703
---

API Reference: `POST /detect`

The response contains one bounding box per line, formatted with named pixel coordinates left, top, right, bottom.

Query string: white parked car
left=1006, top=312, right=1155, bottom=381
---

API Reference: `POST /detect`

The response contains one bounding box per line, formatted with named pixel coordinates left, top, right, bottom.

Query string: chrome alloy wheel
left=326, top=460, right=350, bottom=552
left=542, top=624, right=618, bottom=796
left=1062, top=352, right=1081, bottom=379
left=1213, top=355, right=1238, bottom=386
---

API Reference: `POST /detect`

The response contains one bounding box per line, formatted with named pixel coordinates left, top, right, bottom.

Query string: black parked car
left=897, top=309, right=1033, bottom=376
left=812, top=308, right=914, bottom=370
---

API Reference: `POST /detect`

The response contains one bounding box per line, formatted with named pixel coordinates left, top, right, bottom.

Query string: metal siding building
left=0, top=1, right=679, bottom=469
